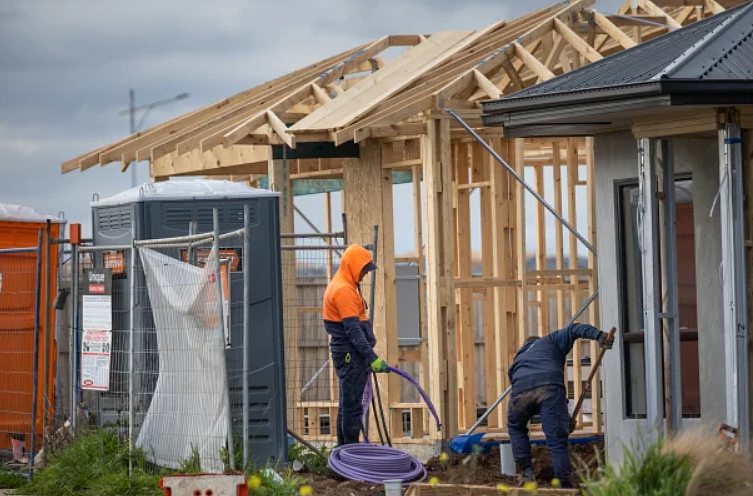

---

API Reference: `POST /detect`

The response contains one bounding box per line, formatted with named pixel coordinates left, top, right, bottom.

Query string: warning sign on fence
left=81, top=268, right=113, bottom=391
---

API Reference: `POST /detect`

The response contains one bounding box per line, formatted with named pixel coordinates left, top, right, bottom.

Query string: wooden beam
left=705, top=0, right=725, bottom=14
left=554, top=18, right=604, bottom=63
left=638, top=0, right=683, bottom=28
left=389, top=35, right=423, bottom=46
left=593, top=11, right=638, bottom=49
left=501, top=58, right=525, bottom=92
left=311, top=83, right=332, bottom=105
left=454, top=142, right=476, bottom=430
left=585, top=136, right=601, bottom=434
left=566, top=138, right=583, bottom=428
left=513, top=42, right=556, bottom=81
left=545, top=33, right=568, bottom=70
left=534, top=165, right=549, bottom=336
left=267, top=110, right=296, bottom=148
left=424, top=118, right=458, bottom=439
left=473, top=69, right=503, bottom=99
left=515, top=138, right=528, bottom=347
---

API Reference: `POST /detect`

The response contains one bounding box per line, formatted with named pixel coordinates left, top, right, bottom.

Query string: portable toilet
left=89, top=180, right=288, bottom=467
left=0, top=204, right=65, bottom=458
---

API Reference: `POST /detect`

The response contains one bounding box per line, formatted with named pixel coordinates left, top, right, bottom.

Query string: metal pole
left=445, top=108, right=597, bottom=256
left=242, top=205, right=250, bottom=469
left=638, top=138, right=664, bottom=440
left=661, top=138, right=682, bottom=434
left=70, top=243, right=79, bottom=433
left=214, top=209, right=235, bottom=470
left=42, top=221, right=52, bottom=457
left=128, top=231, right=136, bottom=476
left=29, top=228, right=44, bottom=477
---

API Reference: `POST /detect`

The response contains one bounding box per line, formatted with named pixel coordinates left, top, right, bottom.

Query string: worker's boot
left=521, top=468, right=535, bottom=482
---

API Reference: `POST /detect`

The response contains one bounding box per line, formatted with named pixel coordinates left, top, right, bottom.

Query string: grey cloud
left=1, top=0, right=624, bottom=251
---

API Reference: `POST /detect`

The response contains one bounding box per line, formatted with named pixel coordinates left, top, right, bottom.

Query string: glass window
left=618, top=178, right=700, bottom=418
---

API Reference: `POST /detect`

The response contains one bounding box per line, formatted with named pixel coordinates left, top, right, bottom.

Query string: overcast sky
left=1, top=0, right=624, bottom=256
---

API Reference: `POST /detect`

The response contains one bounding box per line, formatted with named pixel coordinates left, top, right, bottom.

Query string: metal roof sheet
left=491, top=2, right=753, bottom=101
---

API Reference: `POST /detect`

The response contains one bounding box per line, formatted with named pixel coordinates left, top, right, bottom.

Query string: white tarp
left=137, top=248, right=229, bottom=473
left=0, top=203, right=64, bottom=223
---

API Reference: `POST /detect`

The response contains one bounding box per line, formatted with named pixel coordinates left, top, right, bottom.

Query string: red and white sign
left=81, top=294, right=113, bottom=391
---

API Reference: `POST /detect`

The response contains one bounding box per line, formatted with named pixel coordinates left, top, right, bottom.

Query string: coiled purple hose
left=328, top=444, right=427, bottom=484
left=387, top=365, right=442, bottom=430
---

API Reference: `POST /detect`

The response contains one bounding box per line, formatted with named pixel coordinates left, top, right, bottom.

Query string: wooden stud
left=424, top=118, right=458, bottom=439
left=454, top=142, right=476, bottom=430
left=585, top=136, right=601, bottom=434
left=269, top=155, right=298, bottom=430
left=535, top=165, right=549, bottom=336
left=566, top=138, right=583, bottom=428
left=638, top=0, right=683, bottom=28
left=552, top=142, right=566, bottom=333
left=515, top=138, right=528, bottom=347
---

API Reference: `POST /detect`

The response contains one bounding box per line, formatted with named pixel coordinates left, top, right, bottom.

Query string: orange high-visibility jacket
left=322, top=245, right=377, bottom=363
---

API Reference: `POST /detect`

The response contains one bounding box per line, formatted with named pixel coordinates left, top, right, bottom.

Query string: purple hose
left=387, top=365, right=442, bottom=430
left=328, top=444, right=426, bottom=484
left=361, top=373, right=373, bottom=443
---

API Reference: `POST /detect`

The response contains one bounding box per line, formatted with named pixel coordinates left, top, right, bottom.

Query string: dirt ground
left=425, top=440, right=604, bottom=487
left=301, top=440, right=604, bottom=494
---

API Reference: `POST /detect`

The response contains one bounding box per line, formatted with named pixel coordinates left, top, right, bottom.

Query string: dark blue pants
left=332, top=351, right=369, bottom=446
left=507, top=385, right=571, bottom=484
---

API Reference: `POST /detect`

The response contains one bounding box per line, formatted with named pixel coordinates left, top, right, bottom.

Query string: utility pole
left=120, top=89, right=189, bottom=187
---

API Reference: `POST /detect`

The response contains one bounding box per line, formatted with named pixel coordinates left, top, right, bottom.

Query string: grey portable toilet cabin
left=89, top=179, right=287, bottom=465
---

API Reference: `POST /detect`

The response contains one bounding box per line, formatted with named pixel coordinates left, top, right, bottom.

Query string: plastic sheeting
left=0, top=203, right=64, bottom=223
left=136, top=248, right=229, bottom=473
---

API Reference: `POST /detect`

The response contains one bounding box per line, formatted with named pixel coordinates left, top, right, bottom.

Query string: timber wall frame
left=63, top=0, right=749, bottom=445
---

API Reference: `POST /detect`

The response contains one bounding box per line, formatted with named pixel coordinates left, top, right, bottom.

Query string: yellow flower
left=523, top=481, right=539, bottom=494
left=439, top=452, right=449, bottom=462
left=429, top=476, right=440, bottom=487
left=249, top=475, right=262, bottom=490
left=299, top=484, right=313, bottom=496
left=550, top=478, right=561, bottom=488
left=496, top=483, right=510, bottom=493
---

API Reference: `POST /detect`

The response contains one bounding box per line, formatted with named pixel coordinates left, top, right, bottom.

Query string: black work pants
left=332, top=351, right=369, bottom=446
left=507, top=385, right=572, bottom=485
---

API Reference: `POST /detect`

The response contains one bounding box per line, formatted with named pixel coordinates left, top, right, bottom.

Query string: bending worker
left=507, top=323, right=614, bottom=488
left=323, top=244, right=389, bottom=446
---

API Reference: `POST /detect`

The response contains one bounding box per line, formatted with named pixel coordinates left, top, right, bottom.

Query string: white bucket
left=500, top=441, right=515, bottom=475
left=384, top=479, right=403, bottom=496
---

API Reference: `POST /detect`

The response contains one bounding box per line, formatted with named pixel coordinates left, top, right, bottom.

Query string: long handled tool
left=570, top=327, right=616, bottom=426
left=448, top=296, right=602, bottom=453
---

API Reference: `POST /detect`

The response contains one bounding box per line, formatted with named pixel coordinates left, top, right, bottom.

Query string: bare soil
left=425, top=440, right=604, bottom=487
left=300, top=440, right=604, bottom=494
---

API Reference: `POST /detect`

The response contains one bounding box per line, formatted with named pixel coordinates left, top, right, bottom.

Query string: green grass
left=582, top=440, right=694, bottom=496
left=19, top=429, right=306, bottom=496
left=0, top=470, right=27, bottom=489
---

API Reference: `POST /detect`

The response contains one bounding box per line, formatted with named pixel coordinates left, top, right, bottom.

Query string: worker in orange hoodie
left=323, top=244, right=388, bottom=446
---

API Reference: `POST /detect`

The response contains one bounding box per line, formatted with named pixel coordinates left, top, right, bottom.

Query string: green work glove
left=370, top=357, right=389, bottom=373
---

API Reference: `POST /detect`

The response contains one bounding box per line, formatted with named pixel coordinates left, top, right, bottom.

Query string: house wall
left=593, top=131, right=723, bottom=464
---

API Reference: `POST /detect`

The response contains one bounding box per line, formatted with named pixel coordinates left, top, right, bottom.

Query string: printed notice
left=81, top=329, right=112, bottom=391
left=81, top=269, right=113, bottom=391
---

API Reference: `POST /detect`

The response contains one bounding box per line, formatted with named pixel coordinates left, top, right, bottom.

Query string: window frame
left=614, top=174, right=699, bottom=419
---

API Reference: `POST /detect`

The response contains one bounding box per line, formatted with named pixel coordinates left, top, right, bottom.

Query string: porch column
left=637, top=138, right=664, bottom=439
left=718, top=110, right=751, bottom=451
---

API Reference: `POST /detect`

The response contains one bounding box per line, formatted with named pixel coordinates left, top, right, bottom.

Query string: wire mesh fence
left=0, top=245, right=44, bottom=465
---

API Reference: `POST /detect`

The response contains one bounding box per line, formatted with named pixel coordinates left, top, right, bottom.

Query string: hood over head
left=338, top=244, right=376, bottom=284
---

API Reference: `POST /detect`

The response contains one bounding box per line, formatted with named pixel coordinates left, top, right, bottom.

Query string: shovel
left=570, top=327, right=616, bottom=429
left=448, top=385, right=512, bottom=454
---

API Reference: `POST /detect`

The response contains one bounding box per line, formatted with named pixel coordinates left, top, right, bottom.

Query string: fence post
left=70, top=243, right=79, bottom=434
left=128, top=240, right=137, bottom=476
left=214, top=208, right=235, bottom=470
left=29, top=228, right=44, bottom=477
left=242, top=205, right=250, bottom=469
left=42, top=220, right=52, bottom=459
